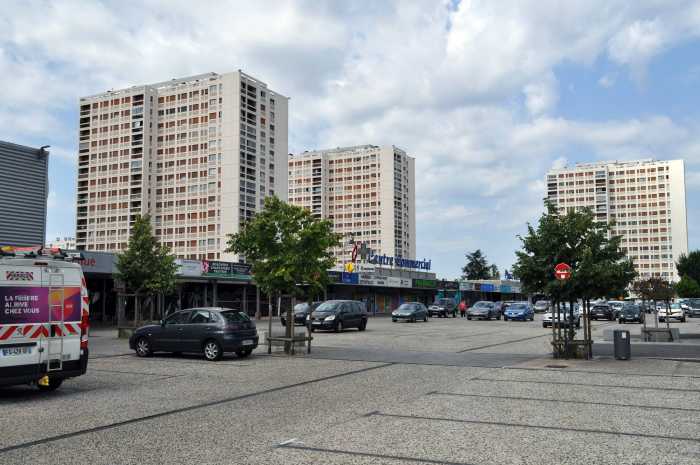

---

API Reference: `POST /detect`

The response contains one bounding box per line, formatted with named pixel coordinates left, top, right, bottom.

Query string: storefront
left=326, top=270, right=437, bottom=314
left=436, top=279, right=525, bottom=305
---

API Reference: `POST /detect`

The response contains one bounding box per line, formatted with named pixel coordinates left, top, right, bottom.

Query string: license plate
left=242, top=340, right=253, bottom=346
left=1, top=346, right=32, bottom=357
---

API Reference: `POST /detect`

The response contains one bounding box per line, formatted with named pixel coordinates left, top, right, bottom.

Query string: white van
left=0, top=247, right=89, bottom=391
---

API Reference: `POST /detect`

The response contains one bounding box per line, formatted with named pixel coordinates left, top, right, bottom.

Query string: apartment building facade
left=288, top=145, right=416, bottom=264
left=546, top=159, right=688, bottom=281
left=76, top=71, right=288, bottom=261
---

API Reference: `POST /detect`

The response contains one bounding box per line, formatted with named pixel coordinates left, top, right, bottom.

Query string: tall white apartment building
left=546, top=159, right=688, bottom=281
left=288, top=145, right=416, bottom=263
left=76, top=71, right=288, bottom=261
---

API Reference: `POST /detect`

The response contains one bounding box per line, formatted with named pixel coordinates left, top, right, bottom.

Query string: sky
left=1, top=0, right=699, bottom=279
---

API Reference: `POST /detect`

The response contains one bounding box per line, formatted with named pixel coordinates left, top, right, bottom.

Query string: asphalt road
left=1, top=314, right=699, bottom=465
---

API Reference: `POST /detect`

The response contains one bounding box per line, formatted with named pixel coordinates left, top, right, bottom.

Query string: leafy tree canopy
left=512, top=201, right=636, bottom=302
left=677, top=251, right=700, bottom=285
left=462, top=249, right=490, bottom=280
left=225, top=196, right=340, bottom=299
left=675, top=275, right=700, bottom=298
left=115, top=215, right=177, bottom=296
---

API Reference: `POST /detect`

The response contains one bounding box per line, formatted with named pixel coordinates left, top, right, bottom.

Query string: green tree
left=675, top=275, right=700, bottom=298
left=513, top=201, right=636, bottom=357
left=462, top=249, right=490, bottom=280
left=489, top=264, right=500, bottom=280
left=115, top=215, right=178, bottom=323
left=225, top=197, right=340, bottom=352
left=677, top=251, right=700, bottom=284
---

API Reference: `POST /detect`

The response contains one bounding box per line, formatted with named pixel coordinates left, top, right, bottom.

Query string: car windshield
left=220, top=311, right=250, bottom=323
left=314, top=302, right=342, bottom=313
left=474, top=302, right=493, bottom=308
left=535, top=301, right=548, bottom=306
left=670, top=303, right=681, bottom=309
left=435, top=299, right=452, bottom=306
left=293, top=303, right=310, bottom=313
left=689, top=299, right=700, bottom=307
left=509, top=304, right=528, bottom=310
left=397, top=304, right=414, bottom=312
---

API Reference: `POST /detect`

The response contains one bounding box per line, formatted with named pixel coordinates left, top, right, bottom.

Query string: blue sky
left=1, top=0, right=699, bottom=278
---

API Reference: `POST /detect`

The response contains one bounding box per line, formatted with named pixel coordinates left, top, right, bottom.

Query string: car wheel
left=503, top=316, right=508, bottom=321
left=335, top=320, right=343, bottom=333
left=392, top=318, right=397, bottom=322
left=203, top=339, right=223, bottom=361
left=681, top=317, right=687, bottom=323
left=310, top=327, right=315, bottom=332
left=467, top=316, right=471, bottom=320
left=619, top=319, right=623, bottom=324
left=424, top=315, right=428, bottom=322
left=135, top=337, right=152, bottom=357
left=37, top=377, right=63, bottom=392
left=235, top=348, right=252, bottom=358
left=542, top=323, right=548, bottom=328
left=359, top=320, right=367, bottom=331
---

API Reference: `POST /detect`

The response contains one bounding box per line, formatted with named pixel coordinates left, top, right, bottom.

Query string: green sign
left=413, top=278, right=437, bottom=289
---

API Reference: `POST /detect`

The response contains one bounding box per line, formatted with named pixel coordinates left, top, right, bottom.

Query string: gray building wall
left=0, top=141, right=49, bottom=246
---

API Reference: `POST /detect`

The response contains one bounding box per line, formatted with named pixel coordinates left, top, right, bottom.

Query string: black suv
left=308, top=300, right=368, bottom=332
left=281, top=301, right=322, bottom=326
left=590, top=304, right=615, bottom=320
left=129, top=308, right=258, bottom=361
left=428, top=298, right=457, bottom=318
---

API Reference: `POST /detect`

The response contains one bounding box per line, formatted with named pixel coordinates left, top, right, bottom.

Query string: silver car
left=533, top=300, right=550, bottom=313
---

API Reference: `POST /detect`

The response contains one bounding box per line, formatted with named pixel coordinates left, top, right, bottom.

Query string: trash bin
left=613, top=329, right=631, bottom=360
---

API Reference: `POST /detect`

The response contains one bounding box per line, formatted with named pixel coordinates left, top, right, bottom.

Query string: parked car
left=608, top=301, right=624, bottom=319
left=543, top=303, right=581, bottom=328
left=281, top=301, right=322, bottom=327
left=685, top=298, right=700, bottom=318
left=392, top=302, right=429, bottom=323
left=533, top=300, right=551, bottom=313
left=590, top=303, right=615, bottom=321
left=428, top=298, right=457, bottom=318
left=467, top=301, right=500, bottom=320
left=307, top=300, right=368, bottom=332
left=129, top=308, right=258, bottom=361
left=618, top=303, right=644, bottom=324
left=503, top=302, right=534, bottom=321
left=658, top=303, right=686, bottom=323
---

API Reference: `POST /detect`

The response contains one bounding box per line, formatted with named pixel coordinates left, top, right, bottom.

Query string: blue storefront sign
left=480, top=283, right=495, bottom=292
left=341, top=272, right=359, bottom=284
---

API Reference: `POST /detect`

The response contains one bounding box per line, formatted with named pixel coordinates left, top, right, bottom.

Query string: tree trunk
left=149, top=294, right=155, bottom=322
left=285, top=296, right=296, bottom=354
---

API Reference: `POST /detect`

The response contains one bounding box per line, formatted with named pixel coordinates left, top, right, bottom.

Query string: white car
left=658, top=303, right=686, bottom=323
left=543, top=304, right=581, bottom=328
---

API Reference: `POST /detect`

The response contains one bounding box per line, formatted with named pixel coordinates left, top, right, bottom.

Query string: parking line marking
left=428, top=392, right=700, bottom=413
left=369, top=412, right=700, bottom=443
left=0, top=362, right=393, bottom=455
left=502, top=365, right=700, bottom=380
left=471, top=376, right=700, bottom=393
left=456, top=334, right=550, bottom=352
left=278, top=443, right=474, bottom=465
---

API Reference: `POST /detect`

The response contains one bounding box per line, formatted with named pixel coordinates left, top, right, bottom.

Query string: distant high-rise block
left=546, top=159, right=688, bottom=281
left=76, top=71, right=288, bottom=261
left=288, top=145, right=416, bottom=263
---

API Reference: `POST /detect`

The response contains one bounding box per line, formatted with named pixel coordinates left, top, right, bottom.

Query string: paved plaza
left=1, top=316, right=699, bottom=465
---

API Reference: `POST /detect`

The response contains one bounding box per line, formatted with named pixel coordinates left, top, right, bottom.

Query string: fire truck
left=0, top=246, right=89, bottom=391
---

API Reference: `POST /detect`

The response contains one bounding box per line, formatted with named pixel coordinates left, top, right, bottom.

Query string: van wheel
left=203, top=339, right=223, bottom=361
left=135, top=337, right=152, bottom=357
left=37, top=377, right=63, bottom=392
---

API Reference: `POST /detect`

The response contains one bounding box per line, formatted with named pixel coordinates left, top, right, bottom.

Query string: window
left=165, top=311, right=191, bottom=325
left=190, top=310, right=211, bottom=324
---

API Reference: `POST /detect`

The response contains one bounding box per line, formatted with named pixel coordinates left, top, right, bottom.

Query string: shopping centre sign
left=367, top=253, right=431, bottom=271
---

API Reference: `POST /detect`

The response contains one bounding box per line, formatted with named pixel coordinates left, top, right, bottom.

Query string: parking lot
left=1, top=315, right=699, bottom=465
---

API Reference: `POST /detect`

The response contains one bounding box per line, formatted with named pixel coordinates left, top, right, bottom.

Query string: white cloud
left=598, top=74, right=616, bottom=88
left=1, top=0, right=699, bottom=277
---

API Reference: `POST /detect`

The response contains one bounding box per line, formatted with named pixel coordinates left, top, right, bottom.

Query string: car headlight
left=324, top=315, right=336, bottom=321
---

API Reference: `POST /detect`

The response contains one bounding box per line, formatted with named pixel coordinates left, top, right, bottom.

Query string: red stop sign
left=554, top=263, right=572, bottom=280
